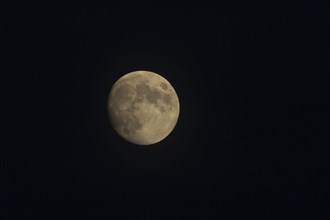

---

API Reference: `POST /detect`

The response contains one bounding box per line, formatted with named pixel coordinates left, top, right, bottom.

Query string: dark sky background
left=2, top=1, right=328, bottom=219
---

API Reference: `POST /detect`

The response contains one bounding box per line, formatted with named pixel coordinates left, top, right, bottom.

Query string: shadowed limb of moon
left=107, top=70, right=180, bottom=145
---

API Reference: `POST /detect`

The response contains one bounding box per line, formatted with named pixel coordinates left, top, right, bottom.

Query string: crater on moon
left=160, top=82, right=168, bottom=90
left=108, top=70, right=180, bottom=145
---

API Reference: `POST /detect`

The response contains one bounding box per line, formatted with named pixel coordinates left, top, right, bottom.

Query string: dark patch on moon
left=159, top=106, right=165, bottom=112
left=146, top=90, right=161, bottom=104
left=123, top=127, right=130, bottom=134
left=131, top=115, right=142, bottom=129
left=163, top=94, right=172, bottom=105
left=135, top=96, right=143, bottom=103
left=136, top=83, right=150, bottom=96
left=136, top=83, right=162, bottom=104
left=112, top=112, right=142, bottom=136
left=129, top=101, right=140, bottom=113
left=113, top=84, right=133, bottom=103
left=160, top=82, right=168, bottom=90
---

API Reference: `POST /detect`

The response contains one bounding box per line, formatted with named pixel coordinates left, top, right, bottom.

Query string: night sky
left=3, top=2, right=328, bottom=219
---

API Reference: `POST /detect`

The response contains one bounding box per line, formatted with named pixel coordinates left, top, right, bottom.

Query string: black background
left=2, top=1, right=329, bottom=219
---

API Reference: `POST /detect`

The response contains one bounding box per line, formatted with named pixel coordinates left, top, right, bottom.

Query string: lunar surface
left=107, top=70, right=180, bottom=145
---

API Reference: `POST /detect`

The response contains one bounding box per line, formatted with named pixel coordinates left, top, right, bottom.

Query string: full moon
left=107, top=70, right=180, bottom=145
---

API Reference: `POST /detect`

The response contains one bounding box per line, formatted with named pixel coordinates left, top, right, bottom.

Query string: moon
left=107, top=70, right=180, bottom=145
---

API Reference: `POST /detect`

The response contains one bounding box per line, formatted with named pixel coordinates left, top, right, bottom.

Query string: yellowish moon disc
left=107, top=70, right=180, bottom=145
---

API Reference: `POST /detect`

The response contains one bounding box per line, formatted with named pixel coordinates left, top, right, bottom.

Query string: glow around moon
left=107, top=70, right=180, bottom=145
